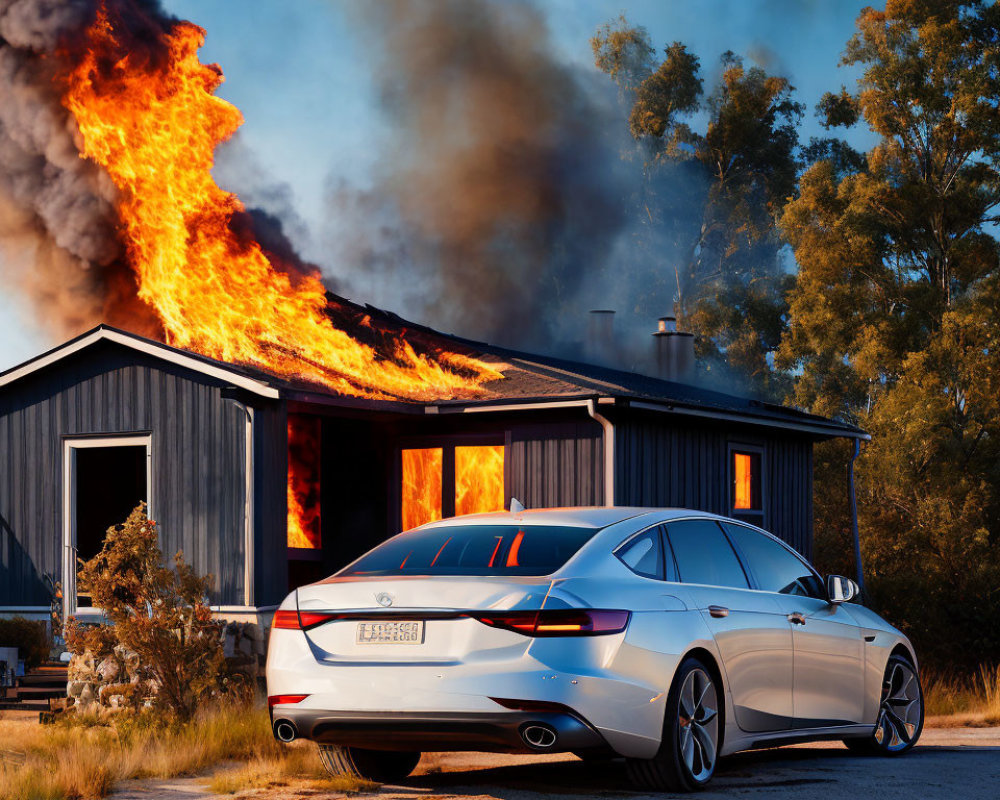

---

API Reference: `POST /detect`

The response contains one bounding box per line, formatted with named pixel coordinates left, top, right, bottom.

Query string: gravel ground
left=385, top=728, right=1000, bottom=800
left=106, top=727, right=1000, bottom=800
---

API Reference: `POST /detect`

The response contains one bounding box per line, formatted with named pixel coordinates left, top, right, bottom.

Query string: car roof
left=423, top=506, right=721, bottom=529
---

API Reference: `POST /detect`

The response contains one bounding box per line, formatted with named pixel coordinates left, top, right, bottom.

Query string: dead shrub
left=64, top=504, right=231, bottom=719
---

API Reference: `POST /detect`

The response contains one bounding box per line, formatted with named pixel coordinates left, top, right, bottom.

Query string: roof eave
left=0, top=325, right=281, bottom=400
left=430, top=393, right=869, bottom=440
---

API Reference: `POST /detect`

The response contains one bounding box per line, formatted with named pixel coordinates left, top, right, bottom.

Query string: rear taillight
left=267, top=694, right=308, bottom=708
left=271, top=609, right=341, bottom=630
left=469, top=609, right=630, bottom=637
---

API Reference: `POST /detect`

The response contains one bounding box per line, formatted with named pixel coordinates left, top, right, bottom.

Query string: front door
left=63, top=436, right=150, bottom=617
left=771, top=594, right=866, bottom=727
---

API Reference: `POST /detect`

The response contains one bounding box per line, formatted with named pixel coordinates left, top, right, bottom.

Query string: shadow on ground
left=390, top=744, right=1000, bottom=800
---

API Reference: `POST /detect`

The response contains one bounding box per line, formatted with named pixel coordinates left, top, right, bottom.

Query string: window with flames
left=401, top=443, right=505, bottom=531
left=730, top=446, right=763, bottom=520
left=288, top=415, right=322, bottom=550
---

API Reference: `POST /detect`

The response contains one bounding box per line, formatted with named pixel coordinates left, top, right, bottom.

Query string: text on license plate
left=356, top=620, right=424, bottom=644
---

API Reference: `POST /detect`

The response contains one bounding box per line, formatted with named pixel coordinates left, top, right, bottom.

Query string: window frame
left=662, top=517, right=752, bottom=590
left=395, top=434, right=507, bottom=531
left=727, top=443, right=765, bottom=523
left=719, top=519, right=826, bottom=599
left=613, top=523, right=677, bottom=581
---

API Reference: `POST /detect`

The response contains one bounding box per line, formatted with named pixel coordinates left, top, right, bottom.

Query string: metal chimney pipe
left=653, top=316, right=695, bottom=382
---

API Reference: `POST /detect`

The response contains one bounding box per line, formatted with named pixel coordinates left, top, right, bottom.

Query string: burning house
left=0, top=301, right=865, bottom=622
left=0, top=1, right=867, bottom=626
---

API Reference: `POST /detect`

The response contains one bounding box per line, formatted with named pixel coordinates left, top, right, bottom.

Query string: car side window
left=722, top=522, right=825, bottom=598
left=615, top=527, right=664, bottom=580
left=665, top=520, right=749, bottom=589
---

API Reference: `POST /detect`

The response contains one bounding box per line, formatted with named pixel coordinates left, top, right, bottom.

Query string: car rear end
left=265, top=518, right=657, bottom=756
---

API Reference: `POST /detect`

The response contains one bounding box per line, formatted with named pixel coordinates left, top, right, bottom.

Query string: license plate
left=356, top=620, right=424, bottom=645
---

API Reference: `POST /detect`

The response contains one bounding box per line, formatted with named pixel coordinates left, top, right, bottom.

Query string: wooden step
left=12, top=687, right=64, bottom=700
left=17, top=674, right=67, bottom=688
left=0, top=700, right=50, bottom=711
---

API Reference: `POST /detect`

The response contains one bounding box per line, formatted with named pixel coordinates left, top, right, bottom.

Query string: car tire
left=317, top=745, right=422, bottom=782
left=625, top=656, right=721, bottom=792
left=843, top=653, right=923, bottom=756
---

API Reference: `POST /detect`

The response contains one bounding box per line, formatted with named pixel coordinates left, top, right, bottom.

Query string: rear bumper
left=269, top=707, right=608, bottom=753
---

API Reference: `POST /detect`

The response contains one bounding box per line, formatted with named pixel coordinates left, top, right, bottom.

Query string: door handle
left=708, top=605, right=729, bottom=619
left=787, top=612, right=806, bottom=625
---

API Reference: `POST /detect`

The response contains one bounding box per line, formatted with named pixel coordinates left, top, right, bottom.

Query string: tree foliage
left=781, top=0, right=1000, bottom=668
left=593, top=18, right=801, bottom=399
left=64, top=505, right=229, bottom=718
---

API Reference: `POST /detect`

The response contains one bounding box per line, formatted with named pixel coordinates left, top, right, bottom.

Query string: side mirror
left=826, top=575, right=859, bottom=604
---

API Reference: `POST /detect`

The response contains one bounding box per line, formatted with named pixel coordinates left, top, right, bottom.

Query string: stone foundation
left=65, top=620, right=267, bottom=714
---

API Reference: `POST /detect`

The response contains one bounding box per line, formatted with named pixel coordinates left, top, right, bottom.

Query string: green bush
left=0, top=616, right=50, bottom=669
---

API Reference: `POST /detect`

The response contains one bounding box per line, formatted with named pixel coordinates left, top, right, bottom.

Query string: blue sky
left=0, top=0, right=871, bottom=370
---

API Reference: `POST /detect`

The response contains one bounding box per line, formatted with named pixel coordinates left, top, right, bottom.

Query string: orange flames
left=455, top=445, right=505, bottom=517
left=61, top=6, right=501, bottom=401
left=400, top=445, right=505, bottom=531
left=733, top=452, right=755, bottom=511
left=401, top=448, right=443, bottom=531
left=287, top=415, right=321, bottom=549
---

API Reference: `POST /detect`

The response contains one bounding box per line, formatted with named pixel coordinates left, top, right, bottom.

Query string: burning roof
left=2, top=0, right=501, bottom=402
left=0, top=1, right=865, bottom=443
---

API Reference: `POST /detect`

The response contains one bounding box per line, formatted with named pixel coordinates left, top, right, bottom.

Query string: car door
left=664, top=519, right=794, bottom=733
left=721, top=522, right=865, bottom=728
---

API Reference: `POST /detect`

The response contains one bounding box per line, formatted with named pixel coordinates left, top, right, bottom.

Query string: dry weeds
left=0, top=703, right=323, bottom=800
left=923, top=664, right=1000, bottom=726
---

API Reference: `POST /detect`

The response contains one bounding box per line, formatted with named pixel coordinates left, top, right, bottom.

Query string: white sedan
left=266, top=507, right=923, bottom=791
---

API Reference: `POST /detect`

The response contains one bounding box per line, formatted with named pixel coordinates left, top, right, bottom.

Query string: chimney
left=653, top=316, right=695, bottom=382
left=586, top=309, right=616, bottom=367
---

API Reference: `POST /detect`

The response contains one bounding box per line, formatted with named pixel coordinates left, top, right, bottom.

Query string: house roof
left=0, top=307, right=869, bottom=441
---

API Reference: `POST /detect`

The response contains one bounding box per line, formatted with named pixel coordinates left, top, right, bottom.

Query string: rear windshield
left=340, top=525, right=599, bottom=577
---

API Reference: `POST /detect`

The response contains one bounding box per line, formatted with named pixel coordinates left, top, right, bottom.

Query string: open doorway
left=63, top=436, right=151, bottom=614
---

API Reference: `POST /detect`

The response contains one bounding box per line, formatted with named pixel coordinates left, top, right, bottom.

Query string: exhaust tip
left=274, top=719, right=297, bottom=743
left=521, top=723, right=558, bottom=749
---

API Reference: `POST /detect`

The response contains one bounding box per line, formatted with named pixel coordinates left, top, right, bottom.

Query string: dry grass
left=923, top=664, right=1000, bottom=727
left=206, top=750, right=378, bottom=796
left=0, top=702, right=329, bottom=800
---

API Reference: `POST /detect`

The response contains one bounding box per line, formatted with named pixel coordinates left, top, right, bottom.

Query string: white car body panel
left=266, top=507, right=915, bottom=760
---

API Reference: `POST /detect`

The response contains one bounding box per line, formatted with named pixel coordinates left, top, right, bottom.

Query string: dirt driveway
left=104, top=725, right=1000, bottom=799
left=377, top=727, right=1000, bottom=800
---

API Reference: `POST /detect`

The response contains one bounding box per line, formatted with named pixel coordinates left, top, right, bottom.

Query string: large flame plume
left=59, top=3, right=500, bottom=401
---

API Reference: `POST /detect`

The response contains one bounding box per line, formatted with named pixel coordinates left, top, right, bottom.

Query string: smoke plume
left=328, top=0, right=634, bottom=353
left=0, top=0, right=166, bottom=338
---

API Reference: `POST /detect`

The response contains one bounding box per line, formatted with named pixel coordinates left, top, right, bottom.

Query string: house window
left=401, top=448, right=444, bottom=530
left=730, top=447, right=763, bottom=517
left=400, top=442, right=505, bottom=531
left=455, top=444, right=505, bottom=517
left=288, top=415, right=322, bottom=550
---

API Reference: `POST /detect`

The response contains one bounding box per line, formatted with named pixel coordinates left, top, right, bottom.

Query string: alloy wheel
left=677, top=666, right=719, bottom=781
left=874, top=659, right=921, bottom=751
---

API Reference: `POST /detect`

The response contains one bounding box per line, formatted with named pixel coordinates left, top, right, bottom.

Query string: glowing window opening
left=401, top=448, right=444, bottom=530
left=732, top=450, right=762, bottom=513
left=455, top=444, right=505, bottom=517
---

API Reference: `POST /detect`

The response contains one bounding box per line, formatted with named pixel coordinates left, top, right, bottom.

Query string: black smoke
left=325, top=0, right=639, bottom=355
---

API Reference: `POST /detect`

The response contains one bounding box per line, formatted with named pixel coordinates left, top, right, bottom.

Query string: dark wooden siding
left=0, top=342, right=250, bottom=606
left=507, top=418, right=604, bottom=509
left=613, top=407, right=815, bottom=559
